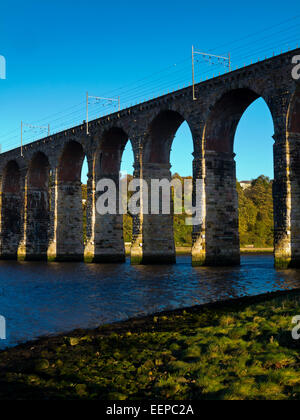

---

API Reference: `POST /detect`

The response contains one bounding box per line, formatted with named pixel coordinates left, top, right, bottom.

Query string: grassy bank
left=240, top=248, right=274, bottom=254
left=1, top=290, right=300, bottom=400
left=124, top=247, right=274, bottom=256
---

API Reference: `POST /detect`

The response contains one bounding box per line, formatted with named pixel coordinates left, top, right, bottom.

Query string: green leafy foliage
left=82, top=174, right=274, bottom=248
left=238, top=176, right=273, bottom=247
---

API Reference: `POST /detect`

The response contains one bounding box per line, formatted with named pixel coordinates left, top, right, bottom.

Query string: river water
left=1, top=254, right=300, bottom=350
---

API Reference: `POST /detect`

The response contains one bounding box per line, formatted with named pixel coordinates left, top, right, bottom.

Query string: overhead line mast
left=86, top=93, right=120, bottom=135
left=21, top=121, right=50, bottom=157
left=192, top=46, right=231, bottom=100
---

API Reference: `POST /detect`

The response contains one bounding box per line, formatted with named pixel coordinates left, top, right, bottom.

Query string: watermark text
left=0, top=316, right=6, bottom=340
left=0, top=55, right=6, bottom=80
left=292, top=315, right=300, bottom=340
left=292, top=55, right=300, bottom=80
left=96, top=176, right=204, bottom=226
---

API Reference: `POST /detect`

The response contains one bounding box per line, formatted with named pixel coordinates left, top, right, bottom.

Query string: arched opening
left=120, top=140, right=135, bottom=256
left=287, top=88, right=300, bottom=266
left=203, top=88, right=275, bottom=265
left=26, top=152, right=50, bottom=260
left=92, top=127, right=130, bottom=262
left=288, top=89, right=300, bottom=134
left=132, top=109, right=193, bottom=264
left=81, top=156, right=88, bottom=245
left=57, top=140, right=85, bottom=261
left=1, top=161, right=21, bottom=259
left=205, top=89, right=260, bottom=153
left=170, top=122, right=193, bottom=252
left=144, top=110, right=184, bottom=163
left=235, top=99, right=274, bottom=250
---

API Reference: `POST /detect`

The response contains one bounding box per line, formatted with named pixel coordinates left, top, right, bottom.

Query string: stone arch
left=58, top=140, right=85, bottom=183
left=130, top=109, right=196, bottom=265
left=143, top=109, right=190, bottom=163
left=25, top=152, right=50, bottom=260
left=28, top=152, right=50, bottom=189
left=204, top=88, right=275, bottom=153
left=86, top=127, right=132, bottom=263
left=199, top=87, right=276, bottom=266
left=94, top=126, right=130, bottom=177
left=287, top=87, right=300, bottom=134
left=56, top=140, right=85, bottom=261
left=282, top=87, right=300, bottom=267
left=0, top=160, right=21, bottom=259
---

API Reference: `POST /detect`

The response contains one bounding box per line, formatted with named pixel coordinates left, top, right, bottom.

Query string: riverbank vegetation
left=83, top=174, right=273, bottom=248
left=169, top=175, right=274, bottom=249
left=0, top=289, right=299, bottom=400
left=238, top=176, right=273, bottom=248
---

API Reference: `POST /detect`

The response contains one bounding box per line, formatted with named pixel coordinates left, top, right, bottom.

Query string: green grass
left=1, top=290, right=300, bottom=400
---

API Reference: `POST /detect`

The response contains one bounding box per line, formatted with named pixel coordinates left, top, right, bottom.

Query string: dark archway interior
left=289, top=90, right=300, bottom=134
left=1, top=161, right=21, bottom=256
left=288, top=89, right=300, bottom=264
left=26, top=152, right=50, bottom=257
left=58, top=141, right=85, bottom=182
left=56, top=141, right=85, bottom=260
left=95, top=127, right=130, bottom=251
left=137, top=110, right=190, bottom=263
left=3, top=161, right=20, bottom=194
left=28, top=152, right=50, bottom=189
left=97, top=127, right=128, bottom=176
left=204, top=88, right=275, bottom=256
left=146, top=110, right=184, bottom=163
left=87, top=127, right=131, bottom=262
left=205, top=88, right=259, bottom=153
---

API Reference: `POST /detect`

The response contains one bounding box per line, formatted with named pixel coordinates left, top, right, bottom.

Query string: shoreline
left=240, top=247, right=273, bottom=254
left=125, top=247, right=274, bottom=256
left=1, top=287, right=299, bottom=400
left=0, top=287, right=297, bottom=354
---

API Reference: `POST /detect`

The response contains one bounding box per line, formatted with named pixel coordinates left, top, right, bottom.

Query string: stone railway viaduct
left=0, top=48, right=299, bottom=267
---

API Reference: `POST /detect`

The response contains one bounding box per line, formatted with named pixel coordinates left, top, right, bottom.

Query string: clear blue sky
left=0, top=0, right=299, bottom=182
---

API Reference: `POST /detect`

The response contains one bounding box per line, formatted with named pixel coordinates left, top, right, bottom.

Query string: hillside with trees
left=237, top=175, right=273, bottom=247
left=82, top=174, right=274, bottom=248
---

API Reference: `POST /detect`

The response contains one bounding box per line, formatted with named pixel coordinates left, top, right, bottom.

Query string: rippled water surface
left=1, top=254, right=300, bottom=349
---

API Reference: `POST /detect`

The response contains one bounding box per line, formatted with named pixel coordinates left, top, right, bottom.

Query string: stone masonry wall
left=0, top=49, right=298, bottom=266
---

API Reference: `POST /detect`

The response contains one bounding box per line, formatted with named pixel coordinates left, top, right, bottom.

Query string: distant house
left=239, top=181, right=251, bottom=190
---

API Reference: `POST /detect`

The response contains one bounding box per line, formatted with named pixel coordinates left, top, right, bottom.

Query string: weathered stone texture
left=131, top=162, right=176, bottom=264
left=203, top=151, right=240, bottom=266
left=0, top=49, right=299, bottom=266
